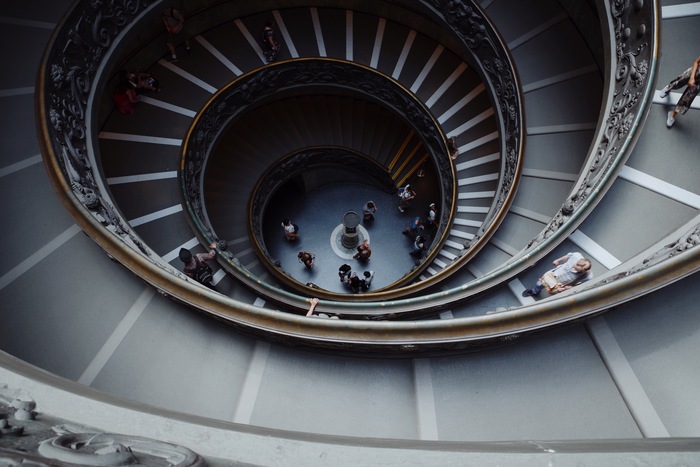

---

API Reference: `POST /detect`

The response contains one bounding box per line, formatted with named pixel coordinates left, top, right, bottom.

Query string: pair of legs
left=166, top=34, right=191, bottom=61
left=398, top=200, right=413, bottom=212
left=522, top=280, right=545, bottom=297
left=662, top=67, right=700, bottom=127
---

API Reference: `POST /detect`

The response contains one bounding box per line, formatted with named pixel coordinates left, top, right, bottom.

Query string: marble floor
left=263, top=175, right=441, bottom=293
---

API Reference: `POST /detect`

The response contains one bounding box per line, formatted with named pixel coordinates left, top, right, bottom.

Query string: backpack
left=193, top=257, right=213, bottom=285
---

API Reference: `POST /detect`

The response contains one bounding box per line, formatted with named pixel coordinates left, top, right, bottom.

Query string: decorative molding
left=0, top=384, right=205, bottom=466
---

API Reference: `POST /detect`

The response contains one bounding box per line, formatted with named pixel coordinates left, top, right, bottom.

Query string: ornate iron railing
left=424, top=0, right=523, bottom=254
left=421, top=0, right=664, bottom=301
left=38, top=1, right=189, bottom=282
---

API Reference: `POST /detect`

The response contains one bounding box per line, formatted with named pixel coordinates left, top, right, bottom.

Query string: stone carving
left=0, top=385, right=36, bottom=423
left=0, top=414, right=24, bottom=438
left=0, top=385, right=206, bottom=466
left=38, top=429, right=206, bottom=466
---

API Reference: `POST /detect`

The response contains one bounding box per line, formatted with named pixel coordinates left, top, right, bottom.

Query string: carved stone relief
left=0, top=384, right=206, bottom=466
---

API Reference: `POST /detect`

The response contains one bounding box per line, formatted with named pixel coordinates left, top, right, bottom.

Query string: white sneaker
left=666, top=111, right=675, bottom=128
left=659, top=89, right=669, bottom=98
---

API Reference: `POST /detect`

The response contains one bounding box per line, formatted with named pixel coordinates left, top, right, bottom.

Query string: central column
left=341, top=211, right=361, bottom=248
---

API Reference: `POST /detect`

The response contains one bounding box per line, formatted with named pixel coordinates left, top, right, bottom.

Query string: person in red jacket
left=113, top=83, right=139, bottom=115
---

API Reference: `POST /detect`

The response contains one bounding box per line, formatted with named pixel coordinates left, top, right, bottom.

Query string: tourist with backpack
left=179, top=242, right=218, bottom=289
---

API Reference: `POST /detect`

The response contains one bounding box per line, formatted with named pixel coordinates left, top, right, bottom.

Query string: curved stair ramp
left=102, top=6, right=513, bottom=294
left=3, top=0, right=700, bottom=465
left=39, top=0, right=687, bottom=346
left=96, top=3, right=520, bottom=305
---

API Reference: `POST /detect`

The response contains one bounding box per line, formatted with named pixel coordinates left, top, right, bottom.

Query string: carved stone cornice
left=0, top=385, right=205, bottom=466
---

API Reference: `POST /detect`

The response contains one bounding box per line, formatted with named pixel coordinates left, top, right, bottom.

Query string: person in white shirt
left=522, top=252, right=592, bottom=297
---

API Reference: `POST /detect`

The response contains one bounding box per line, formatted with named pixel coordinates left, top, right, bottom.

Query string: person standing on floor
left=410, top=235, right=427, bottom=258
left=281, top=218, right=299, bottom=240
left=397, top=184, right=416, bottom=213
left=360, top=270, right=375, bottom=291
left=298, top=251, right=315, bottom=269
left=353, top=239, right=371, bottom=262
left=402, top=216, right=425, bottom=237
left=426, top=203, right=438, bottom=230
left=338, top=264, right=352, bottom=283
left=347, top=271, right=362, bottom=293
left=162, top=6, right=191, bottom=61
left=662, top=55, right=700, bottom=128
left=363, top=201, right=378, bottom=223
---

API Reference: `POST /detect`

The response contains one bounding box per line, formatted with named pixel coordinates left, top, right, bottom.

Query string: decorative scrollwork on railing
left=526, top=1, right=652, bottom=248
left=182, top=59, right=455, bottom=254
left=596, top=220, right=700, bottom=287
left=42, top=0, right=152, bottom=256
left=426, top=0, right=523, bottom=250
left=40, top=0, right=522, bottom=307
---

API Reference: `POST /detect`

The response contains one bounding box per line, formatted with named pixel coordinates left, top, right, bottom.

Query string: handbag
left=193, top=257, right=213, bottom=284
left=541, top=270, right=560, bottom=294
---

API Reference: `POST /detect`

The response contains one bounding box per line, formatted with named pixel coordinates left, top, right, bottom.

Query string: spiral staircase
left=2, top=0, right=700, bottom=465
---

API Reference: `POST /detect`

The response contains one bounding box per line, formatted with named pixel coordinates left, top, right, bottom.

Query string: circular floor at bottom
left=263, top=181, right=439, bottom=293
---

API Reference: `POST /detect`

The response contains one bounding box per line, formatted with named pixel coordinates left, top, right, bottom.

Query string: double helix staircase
left=97, top=2, right=601, bottom=307
left=1, top=0, right=700, bottom=465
